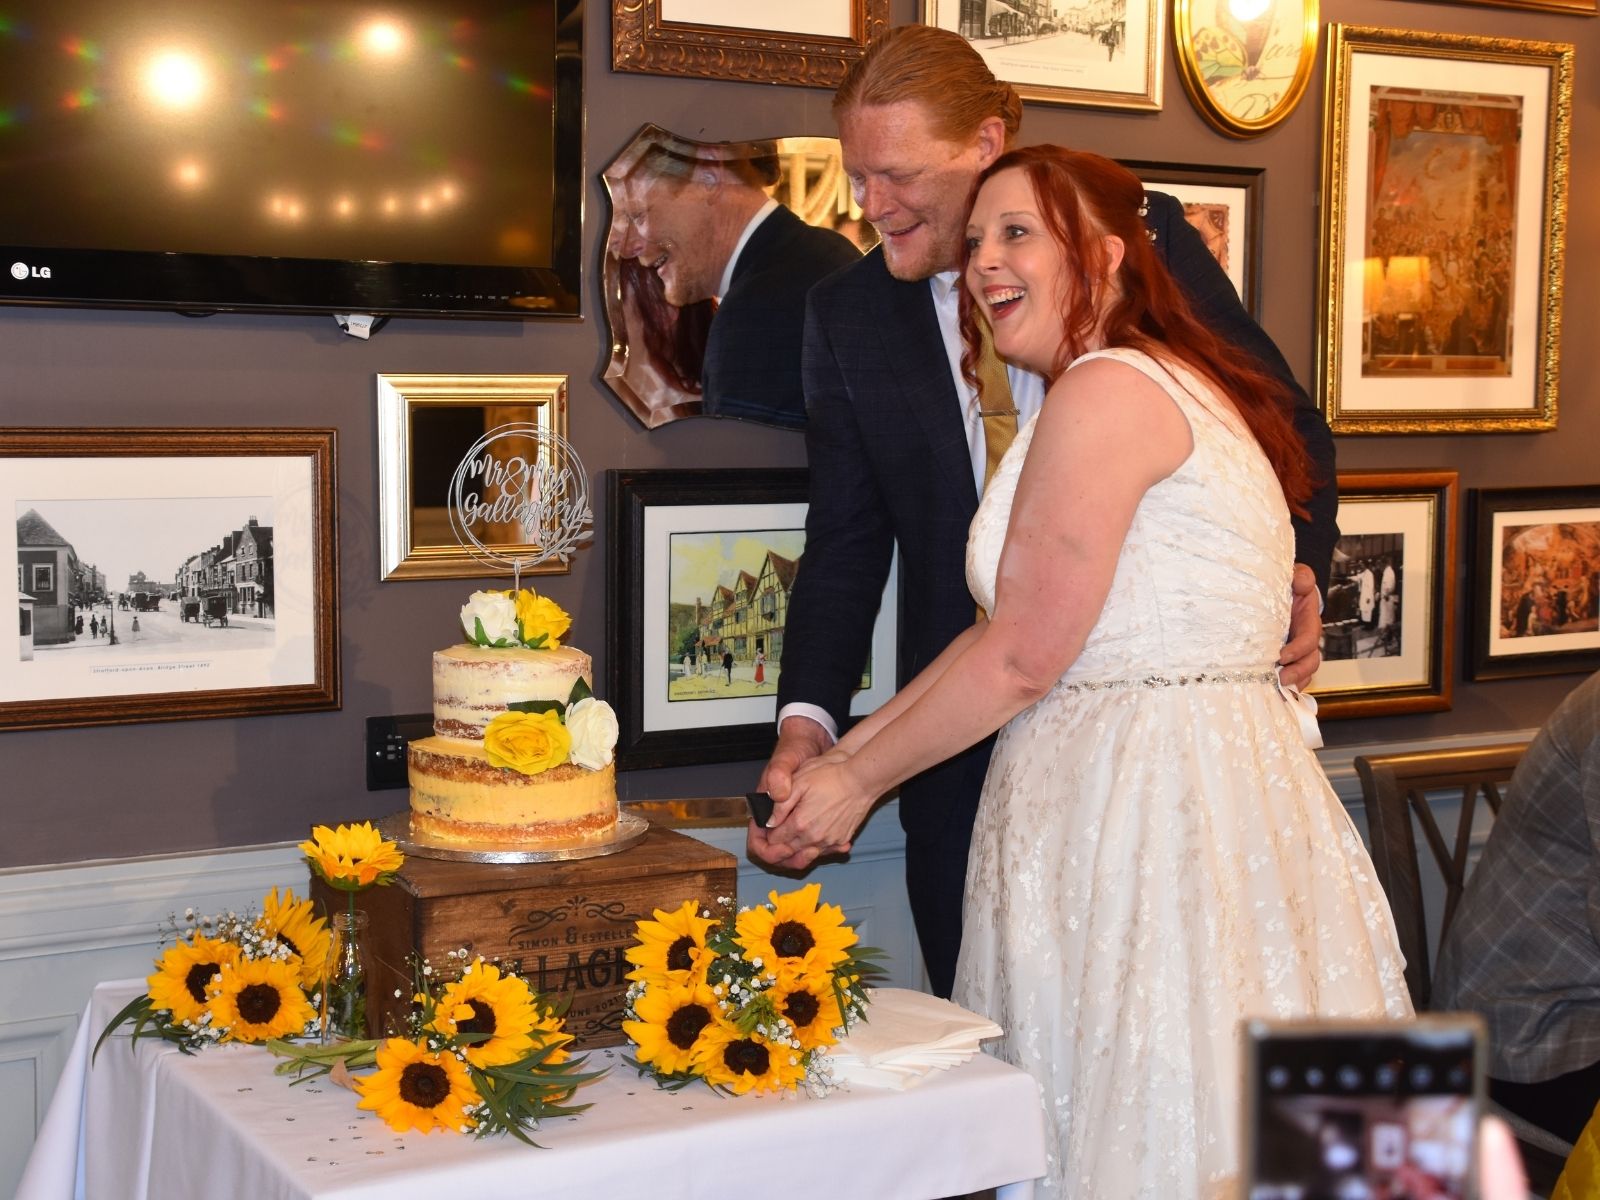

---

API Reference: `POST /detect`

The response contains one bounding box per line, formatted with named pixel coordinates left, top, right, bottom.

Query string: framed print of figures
left=1468, top=486, right=1600, bottom=681
left=612, top=0, right=889, bottom=87
left=1122, top=160, right=1263, bottom=316
left=1317, top=25, right=1573, bottom=434
left=1173, top=0, right=1319, bottom=136
left=920, top=0, right=1163, bottom=110
left=1309, top=470, right=1457, bottom=718
left=3, top=428, right=339, bottom=731
left=376, top=374, right=568, bottom=581
left=608, top=469, right=898, bottom=770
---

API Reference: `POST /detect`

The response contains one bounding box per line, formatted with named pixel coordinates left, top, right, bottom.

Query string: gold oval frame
left=1173, top=0, right=1319, bottom=138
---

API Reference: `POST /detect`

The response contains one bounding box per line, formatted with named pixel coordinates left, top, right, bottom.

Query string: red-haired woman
left=775, top=147, right=1411, bottom=1196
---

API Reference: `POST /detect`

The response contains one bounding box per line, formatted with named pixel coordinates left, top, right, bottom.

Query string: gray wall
left=3, top=0, right=1596, bottom=868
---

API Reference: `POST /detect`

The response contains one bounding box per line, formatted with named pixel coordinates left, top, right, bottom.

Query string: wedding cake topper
left=447, top=423, right=592, bottom=585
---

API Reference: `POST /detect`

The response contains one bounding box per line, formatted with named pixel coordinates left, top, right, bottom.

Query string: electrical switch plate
left=365, top=713, right=433, bottom=790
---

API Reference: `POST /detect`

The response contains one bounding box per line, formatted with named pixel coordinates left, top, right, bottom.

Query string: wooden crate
left=310, top=825, right=737, bottom=1047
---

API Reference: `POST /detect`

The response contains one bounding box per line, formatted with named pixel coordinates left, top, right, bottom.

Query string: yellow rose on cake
left=511, top=589, right=571, bottom=648
left=483, top=709, right=571, bottom=775
left=565, top=697, right=619, bottom=769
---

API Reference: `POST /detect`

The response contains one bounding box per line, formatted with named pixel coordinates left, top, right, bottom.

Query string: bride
left=766, top=146, right=1412, bottom=1197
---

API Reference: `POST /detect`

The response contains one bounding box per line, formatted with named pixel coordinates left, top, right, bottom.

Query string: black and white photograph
left=1, top=428, right=339, bottom=731
left=1309, top=471, right=1457, bottom=719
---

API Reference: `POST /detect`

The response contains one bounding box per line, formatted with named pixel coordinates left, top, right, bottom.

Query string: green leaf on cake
left=472, top=616, right=490, bottom=646
left=507, top=699, right=565, bottom=718
left=567, top=678, right=593, bottom=706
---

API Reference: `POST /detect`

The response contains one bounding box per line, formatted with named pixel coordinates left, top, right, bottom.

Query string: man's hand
left=748, top=716, right=833, bottom=866
left=1278, top=562, right=1323, bottom=689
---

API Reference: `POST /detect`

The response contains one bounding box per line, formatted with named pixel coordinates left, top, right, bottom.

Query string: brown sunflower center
left=665, top=1002, right=712, bottom=1050
left=723, top=1038, right=770, bottom=1076
left=457, top=998, right=497, bottom=1039
left=784, top=991, right=821, bottom=1029
left=771, top=920, right=816, bottom=959
left=666, top=935, right=695, bottom=972
left=237, top=982, right=282, bottom=1025
left=399, top=1061, right=451, bottom=1109
left=185, top=962, right=222, bottom=1004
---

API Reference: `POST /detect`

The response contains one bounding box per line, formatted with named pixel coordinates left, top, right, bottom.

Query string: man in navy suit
left=613, top=134, right=859, bottom=429
left=750, top=25, right=1338, bottom=998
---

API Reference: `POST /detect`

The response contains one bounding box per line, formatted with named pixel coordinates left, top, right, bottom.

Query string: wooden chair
left=1354, top=741, right=1574, bottom=1193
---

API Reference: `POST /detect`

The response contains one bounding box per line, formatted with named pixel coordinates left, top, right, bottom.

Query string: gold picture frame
left=920, top=0, right=1163, bottom=110
left=376, top=374, right=569, bottom=581
left=1409, top=0, right=1594, bottom=14
left=612, top=0, right=890, bottom=88
left=1173, top=0, right=1319, bottom=137
left=1317, top=25, right=1573, bottom=434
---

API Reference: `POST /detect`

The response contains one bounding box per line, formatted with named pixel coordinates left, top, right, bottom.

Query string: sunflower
left=427, top=960, right=542, bottom=1068
left=528, top=1000, right=573, bottom=1067
left=625, top=899, right=718, bottom=987
left=256, top=887, right=333, bottom=990
left=208, top=957, right=316, bottom=1043
left=692, top=1019, right=807, bottom=1095
left=734, top=883, right=857, bottom=987
left=623, top=979, right=719, bottom=1076
left=299, top=821, right=405, bottom=890
left=355, top=1037, right=479, bottom=1134
left=146, top=933, right=242, bottom=1026
left=771, top=977, right=848, bottom=1053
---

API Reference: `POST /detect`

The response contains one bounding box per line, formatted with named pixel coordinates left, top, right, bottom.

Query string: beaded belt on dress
left=1059, top=668, right=1278, bottom=692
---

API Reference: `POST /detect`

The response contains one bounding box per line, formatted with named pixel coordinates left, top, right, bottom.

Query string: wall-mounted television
left=0, top=0, right=582, bottom=319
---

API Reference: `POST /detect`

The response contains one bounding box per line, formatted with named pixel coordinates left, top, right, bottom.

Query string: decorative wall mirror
left=600, top=126, right=877, bottom=430
left=376, top=374, right=568, bottom=580
left=1173, top=0, right=1320, bottom=137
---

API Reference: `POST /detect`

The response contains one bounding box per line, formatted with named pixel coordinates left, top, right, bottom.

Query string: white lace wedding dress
left=952, top=347, right=1412, bottom=1198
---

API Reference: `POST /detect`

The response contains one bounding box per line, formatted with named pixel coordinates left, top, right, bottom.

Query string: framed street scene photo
left=920, top=0, right=1163, bottom=110
left=1122, top=160, right=1263, bottom=316
left=608, top=469, right=898, bottom=770
left=1468, top=486, right=1600, bottom=681
left=612, top=0, right=889, bottom=87
left=1309, top=470, right=1457, bottom=718
left=1172, top=0, right=1319, bottom=136
left=1317, top=25, right=1573, bottom=433
left=3, top=428, right=339, bottom=731
left=376, top=373, right=568, bottom=581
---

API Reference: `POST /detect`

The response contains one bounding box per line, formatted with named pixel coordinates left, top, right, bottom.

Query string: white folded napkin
left=827, top=987, right=1002, bottom=1089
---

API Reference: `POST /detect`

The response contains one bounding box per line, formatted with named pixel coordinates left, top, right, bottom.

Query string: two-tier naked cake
left=407, top=588, right=620, bottom=847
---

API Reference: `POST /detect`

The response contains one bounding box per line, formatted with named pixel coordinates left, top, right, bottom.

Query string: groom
left=749, top=25, right=1339, bottom=999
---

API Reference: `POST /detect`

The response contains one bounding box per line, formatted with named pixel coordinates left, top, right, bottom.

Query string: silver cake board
left=376, top=808, right=648, bottom=865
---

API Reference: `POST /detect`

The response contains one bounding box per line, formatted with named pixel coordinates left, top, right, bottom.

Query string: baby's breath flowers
left=96, top=892, right=329, bottom=1059
left=622, top=885, right=883, bottom=1096
left=269, top=949, right=601, bottom=1144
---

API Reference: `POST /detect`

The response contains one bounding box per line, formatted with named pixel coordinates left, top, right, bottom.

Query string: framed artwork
left=1317, top=25, right=1573, bottom=434
left=1309, top=470, right=1457, bottom=718
left=376, top=374, right=568, bottom=581
left=608, top=469, right=898, bottom=770
left=920, top=0, right=1163, bottom=110
left=1467, top=486, right=1600, bottom=681
left=1173, top=0, right=1319, bottom=136
left=1402, top=0, right=1594, bottom=13
left=612, top=0, right=889, bottom=88
left=3, top=428, right=339, bottom=732
left=1122, top=160, right=1263, bottom=316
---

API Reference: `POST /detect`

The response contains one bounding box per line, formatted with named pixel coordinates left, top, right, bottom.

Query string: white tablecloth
left=20, top=981, right=1048, bottom=1200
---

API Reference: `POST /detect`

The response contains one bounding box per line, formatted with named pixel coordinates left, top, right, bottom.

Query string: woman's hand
left=759, top=759, right=877, bottom=870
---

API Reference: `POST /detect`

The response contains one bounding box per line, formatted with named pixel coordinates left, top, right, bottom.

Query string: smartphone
left=745, top=791, right=775, bottom=827
left=1242, top=1015, right=1485, bottom=1200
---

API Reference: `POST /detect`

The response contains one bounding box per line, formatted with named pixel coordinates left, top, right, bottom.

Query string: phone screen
left=1244, top=1018, right=1483, bottom=1200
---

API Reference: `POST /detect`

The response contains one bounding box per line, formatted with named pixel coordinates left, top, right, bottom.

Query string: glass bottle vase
left=321, top=909, right=370, bottom=1043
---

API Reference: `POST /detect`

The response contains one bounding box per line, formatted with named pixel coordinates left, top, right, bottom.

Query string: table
left=20, top=981, right=1048, bottom=1200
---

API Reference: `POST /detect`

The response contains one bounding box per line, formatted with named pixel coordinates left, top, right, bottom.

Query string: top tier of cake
left=432, top=643, right=592, bottom=740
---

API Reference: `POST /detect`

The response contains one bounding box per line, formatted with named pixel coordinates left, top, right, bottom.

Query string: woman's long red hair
left=960, top=146, right=1314, bottom=517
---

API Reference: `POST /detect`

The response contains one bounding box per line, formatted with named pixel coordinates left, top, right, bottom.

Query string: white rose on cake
left=566, top=697, right=619, bottom=770
left=461, top=590, right=518, bottom=645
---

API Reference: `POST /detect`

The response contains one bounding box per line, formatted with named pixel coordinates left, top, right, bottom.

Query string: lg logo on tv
left=10, top=261, right=51, bottom=280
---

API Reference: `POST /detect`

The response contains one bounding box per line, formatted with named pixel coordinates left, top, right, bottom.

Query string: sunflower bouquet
left=269, top=949, right=602, bottom=1143
left=299, top=820, right=406, bottom=1040
left=95, top=887, right=332, bottom=1058
left=622, top=883, right=882, bottom=1096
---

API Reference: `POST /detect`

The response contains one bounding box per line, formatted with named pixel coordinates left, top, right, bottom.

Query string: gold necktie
left=975, top=317, right=1018, bottom=491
